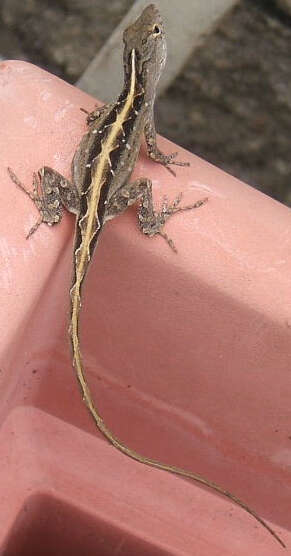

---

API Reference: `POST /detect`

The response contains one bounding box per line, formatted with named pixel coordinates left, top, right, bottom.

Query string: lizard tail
left=69, top=281, right=285, bottom=549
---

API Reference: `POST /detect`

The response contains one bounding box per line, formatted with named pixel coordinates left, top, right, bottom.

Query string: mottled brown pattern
left=72, top=53, right=145, bottom=288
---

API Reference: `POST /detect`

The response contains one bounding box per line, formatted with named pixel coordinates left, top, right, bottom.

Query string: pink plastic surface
left=0, top=60, right=291, bottom=555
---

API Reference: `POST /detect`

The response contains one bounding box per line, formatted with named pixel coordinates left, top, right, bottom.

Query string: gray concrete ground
left=1, top=0, right=290, bottom=205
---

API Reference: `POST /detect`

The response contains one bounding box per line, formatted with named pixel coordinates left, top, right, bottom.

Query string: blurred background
left=0, top=0, right=290, bottom=206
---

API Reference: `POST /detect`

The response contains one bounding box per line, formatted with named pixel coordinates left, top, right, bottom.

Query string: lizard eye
left=152, top=24, right=161, bottom=36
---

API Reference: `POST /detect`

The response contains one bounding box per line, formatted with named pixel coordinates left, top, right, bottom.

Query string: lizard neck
left=119, top=48, right=145, bottom=110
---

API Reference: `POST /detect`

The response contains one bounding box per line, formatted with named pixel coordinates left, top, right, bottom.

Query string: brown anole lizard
left=8, top=3, right=285, bottom=549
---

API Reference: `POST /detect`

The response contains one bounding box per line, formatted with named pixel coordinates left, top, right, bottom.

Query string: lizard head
left=123, top=4, right=167, bottom=89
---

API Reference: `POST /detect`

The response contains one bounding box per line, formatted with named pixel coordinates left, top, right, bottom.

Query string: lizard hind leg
left=7, top=166, right=80, bottom=238
left=140, top=190, right=208, bottom=252
left=104, top=177, right=208, bottom=253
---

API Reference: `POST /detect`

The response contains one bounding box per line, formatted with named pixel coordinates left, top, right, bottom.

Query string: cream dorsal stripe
left=75, top=48, right=138, bottom=283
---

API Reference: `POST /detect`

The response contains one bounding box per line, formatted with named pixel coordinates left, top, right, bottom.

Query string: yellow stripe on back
left=71, top=49, right=137, bottom=367
left=76, top=48, right=136, bottom=287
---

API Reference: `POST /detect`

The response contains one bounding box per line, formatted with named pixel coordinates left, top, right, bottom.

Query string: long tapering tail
left=69, top=279, right=285, bottom=549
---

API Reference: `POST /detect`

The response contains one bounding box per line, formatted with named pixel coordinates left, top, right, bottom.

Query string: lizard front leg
left=7, top=166, right=80, bottom=238
left=144, top=114, right=190, bottom=174
left=105, top=178, right=207, bottom=252
left=81, top=102, right=115, bottom=125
